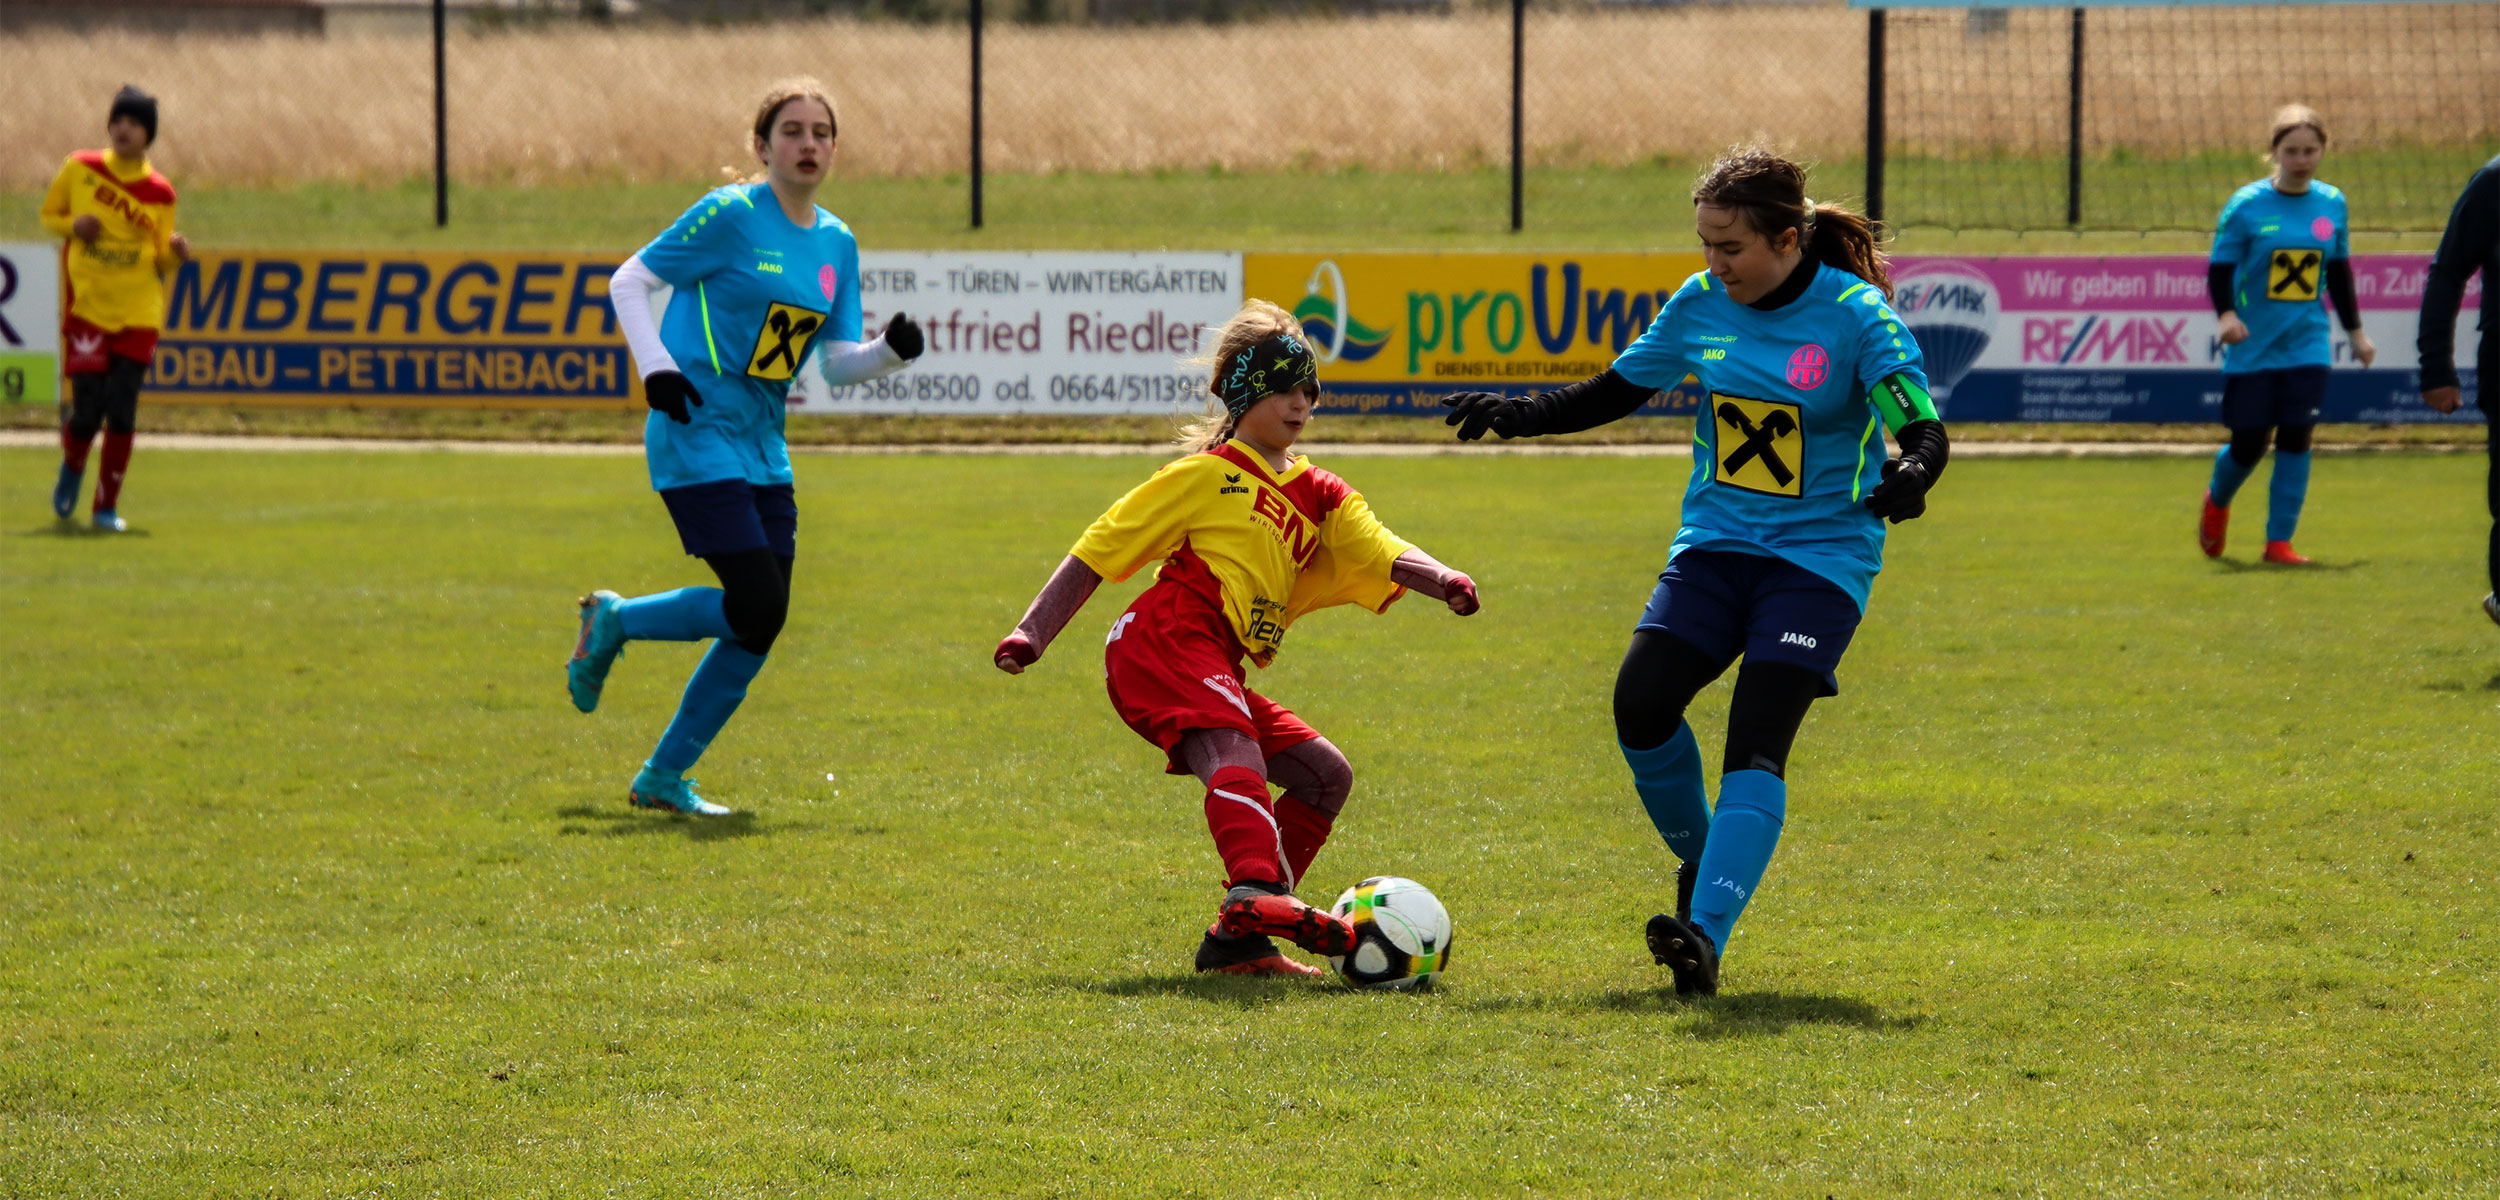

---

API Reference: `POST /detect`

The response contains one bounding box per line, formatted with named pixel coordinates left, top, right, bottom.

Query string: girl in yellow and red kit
left=994, top=300, right=1481, bottom=977
left=41, top=86, right=190, bottom=532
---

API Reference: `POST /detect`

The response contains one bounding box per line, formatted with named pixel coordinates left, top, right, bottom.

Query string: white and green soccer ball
left=1328, top=876, right=1452, bottom=991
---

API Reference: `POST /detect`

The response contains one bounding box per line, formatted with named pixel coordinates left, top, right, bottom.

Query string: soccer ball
left=1327, top=876, right=1452, bottom=991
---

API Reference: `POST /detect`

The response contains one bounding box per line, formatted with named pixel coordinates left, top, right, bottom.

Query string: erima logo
left=70, top=332, right=103, bottom=356
left=1218, top=471, right=1250, bottom=496
left=1779, top=631, right=1817, bottom=649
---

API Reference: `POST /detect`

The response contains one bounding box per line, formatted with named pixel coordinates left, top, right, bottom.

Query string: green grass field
left=7, top=446, right=2498, bottom=1196
left=2, top=163, right=2465, bottom=255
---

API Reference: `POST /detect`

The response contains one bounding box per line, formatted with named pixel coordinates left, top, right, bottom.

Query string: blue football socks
left=1688, top=770, right=1787, bottom=952
left=1622, top=723, right=1710, bottom=864
left=2208, top=445, right=2257, bottom=507
left=617, top=587, right=735, bottom=643
left=648, top=640, right=768, bottom=776
left=2266, top=450, right=2311, bottom=543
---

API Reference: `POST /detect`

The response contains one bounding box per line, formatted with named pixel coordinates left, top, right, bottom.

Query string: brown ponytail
left=1692, top=147, right=1893, bottom=300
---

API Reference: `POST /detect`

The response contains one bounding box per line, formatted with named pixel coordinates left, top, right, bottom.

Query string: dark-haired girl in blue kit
left=565, top=77, right=923, bottom=815
left=1444, top=149, right=1948, bottom=996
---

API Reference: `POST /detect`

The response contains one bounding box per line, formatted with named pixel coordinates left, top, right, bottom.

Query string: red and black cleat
left=2198, top=492, right=2229, bottom=559
left=1216, top=884, right=1357, bottom=957
left=1194, top=926, right=1324, bottom=977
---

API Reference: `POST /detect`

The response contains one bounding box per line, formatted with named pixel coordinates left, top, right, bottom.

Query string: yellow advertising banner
left=154, top=250, right=639, bottom=408
left=1242, top=251, right=1709, bottom=414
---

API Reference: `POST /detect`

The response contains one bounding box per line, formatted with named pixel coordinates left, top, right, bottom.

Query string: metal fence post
left=1509, top=0, right=1523, bottom=232
left=971, top=0, right=985, bottom=230
left=1865, top=6, right=1884, bottom=225
left=433, top=0, right=447, bottom=227
left=2067, top=5, right=2084, bottom=227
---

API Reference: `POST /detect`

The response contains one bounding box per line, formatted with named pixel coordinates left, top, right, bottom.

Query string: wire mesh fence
left=1883, top=2, right=2500, bottom=232
left=4, top=1, right=2495, bottom=240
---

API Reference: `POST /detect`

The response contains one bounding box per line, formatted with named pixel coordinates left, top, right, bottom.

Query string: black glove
left=883, top=312, right=925, bottom=361
left=1864, top=457, right=1931, bottom=524
left=1442, top=391, right=1541, bottom=441
left=644, top=370, right=702, bottom=424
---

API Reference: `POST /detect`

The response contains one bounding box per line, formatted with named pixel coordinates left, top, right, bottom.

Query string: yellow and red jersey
left=1071, top=440, right=1413, bottom=667
left=40, top=149, right=178, bottom=333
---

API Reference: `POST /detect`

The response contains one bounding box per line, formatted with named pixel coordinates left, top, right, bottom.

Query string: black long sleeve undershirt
left=1518, top=369, right=1654, bottom=436
left=1894, top=417, right=1949, bottom=487
left=2325, top=259, right=2362, bottom=332
left=2211, top=258, right=2362, bottom=331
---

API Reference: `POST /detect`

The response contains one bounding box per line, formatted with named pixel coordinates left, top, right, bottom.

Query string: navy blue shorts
left=2220, top=366, right=2328, bottom=431
left=659, top=479, right=797, bottom=558
left=1637, top=548, right=1863, bottom=696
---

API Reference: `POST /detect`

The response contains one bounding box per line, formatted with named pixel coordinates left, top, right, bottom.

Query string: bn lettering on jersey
left=1712, top=393, right=1804, bottom=498
left=1250, top=485, right=1320, bottom=563
left=2267, top=249, right=2322, bottom=302
left=745, top=300, right=826, bottom=381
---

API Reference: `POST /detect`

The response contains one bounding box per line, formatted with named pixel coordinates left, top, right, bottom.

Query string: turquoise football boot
left=53, top=466, right=81, bottom=520
left=566, top=589, right=626, bottom=713
left=628, top=763, right=731, bottom=817
left=92, top=509, right=127, bottom=533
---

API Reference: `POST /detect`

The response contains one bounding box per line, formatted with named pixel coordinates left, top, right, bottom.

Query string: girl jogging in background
left=1441, top=148, right=1948, bottom=997
left=995, top=301, right=1481, bottom=977
left=2199, top=104, right=2376, bottom=565
left=43, top=85, right=191, bottom=532
left=566, top=77, right=924, bottom=816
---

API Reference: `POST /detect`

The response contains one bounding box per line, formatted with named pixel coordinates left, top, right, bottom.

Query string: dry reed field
left=2, top=4, right=2492, bottom=192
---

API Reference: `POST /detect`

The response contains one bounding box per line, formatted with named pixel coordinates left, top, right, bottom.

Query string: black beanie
left=109, top=85, right=157, bottom=146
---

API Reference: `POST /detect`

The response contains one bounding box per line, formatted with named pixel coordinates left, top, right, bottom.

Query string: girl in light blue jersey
left=1443, top=149, right=1949, bottom=996
left=2199, top=104, right=2376, bottom=565
left=566, top=77, right=924, bottom=816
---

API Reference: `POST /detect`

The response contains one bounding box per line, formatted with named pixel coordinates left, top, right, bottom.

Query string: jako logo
left=1779, top=631, right=1817, bottom=649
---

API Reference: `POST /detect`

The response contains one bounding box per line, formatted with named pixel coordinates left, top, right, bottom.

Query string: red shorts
left=1104, top=580, right=1319, bottom=776
left=63, top=315, right=158, bottom=376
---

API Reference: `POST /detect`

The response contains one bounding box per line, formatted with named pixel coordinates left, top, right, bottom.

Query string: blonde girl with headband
left=995, top=299, right=1481, bottom=977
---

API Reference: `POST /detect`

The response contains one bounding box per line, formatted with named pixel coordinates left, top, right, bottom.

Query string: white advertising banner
left=0, top=241, right=62, bottom=404
left=784, top=252, right=1243, bottom=415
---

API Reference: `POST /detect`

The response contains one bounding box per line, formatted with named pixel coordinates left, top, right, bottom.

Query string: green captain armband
left=1873, top=373, right=1938, bottom=435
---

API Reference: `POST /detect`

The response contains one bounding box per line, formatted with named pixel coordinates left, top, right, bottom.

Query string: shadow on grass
left=1068, top=973, right=1354, bottom=1008
left=552, top=803, right=778, bottom=841
left=2210, top=556, right=2367, bottom=573
left=1468, top=987, right=1925, bottom=1038
left=14, top=522, right=151, bottom=538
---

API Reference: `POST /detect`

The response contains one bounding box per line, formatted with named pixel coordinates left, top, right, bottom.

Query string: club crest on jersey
left=2268, top=249, right=2322, bottom=301
left=1785, top=344, right=1831, bottom=390
left=1712, top=393, right=1804, bottom=498
left=746, top=301, right=827, bottom=381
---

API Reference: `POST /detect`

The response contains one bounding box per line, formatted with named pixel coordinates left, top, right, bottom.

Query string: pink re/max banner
left=1913, top=256, right=2481, bottom=314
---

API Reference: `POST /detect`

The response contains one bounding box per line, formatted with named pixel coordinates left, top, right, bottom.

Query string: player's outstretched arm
left=1442, top=369, right=1653, bottom=442
left=819, top=313, right=927, bottom=385
left=1862, top=373, right=1949, bottom=525
left=607, top=253, right=703, bottom=423
left=1390, top=548, right=1479, bottom=615
left=996, top=555, right=1104, bottom=673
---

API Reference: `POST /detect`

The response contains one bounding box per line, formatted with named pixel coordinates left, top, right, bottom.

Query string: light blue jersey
left=2211, top=179, right=2349, bottom=375
left=637, top=183, right=863, bottom=490
left=1612, top=263, right=1930, bottom=611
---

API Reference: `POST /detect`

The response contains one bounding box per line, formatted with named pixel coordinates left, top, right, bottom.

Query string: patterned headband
left=1216, top=332, right=1319, bottom=418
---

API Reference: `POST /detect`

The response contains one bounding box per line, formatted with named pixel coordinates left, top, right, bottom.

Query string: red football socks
left=1276, top=795, right=1336, bottom=891
left=95, top=430, right=134, bottom=512
left=1202, top=765, right=1286, bottom=888
left=61, top=423, right=94, bottom=473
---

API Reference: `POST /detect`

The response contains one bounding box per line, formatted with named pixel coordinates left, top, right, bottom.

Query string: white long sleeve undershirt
left=608, top=252, right=908, bottom=386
